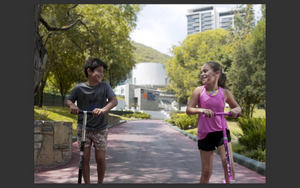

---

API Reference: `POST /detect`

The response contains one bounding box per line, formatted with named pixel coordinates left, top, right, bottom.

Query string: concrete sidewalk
left=34, top=120, right=265, bottom=184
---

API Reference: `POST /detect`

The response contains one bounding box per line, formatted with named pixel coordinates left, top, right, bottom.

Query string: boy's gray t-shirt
left=67, top=81, right=116, bottom=131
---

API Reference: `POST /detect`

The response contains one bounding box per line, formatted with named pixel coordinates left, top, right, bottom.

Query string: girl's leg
left=199, top=149, right=214, bottom=183
left=217, top=142, right=235, bottom=183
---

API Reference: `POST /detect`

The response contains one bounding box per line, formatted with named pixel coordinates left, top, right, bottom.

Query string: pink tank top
left=197, top=85, right=228, bottom=140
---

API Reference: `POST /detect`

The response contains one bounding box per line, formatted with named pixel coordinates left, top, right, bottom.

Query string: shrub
left=225, top=116, right=240, bottom=122
left=132, top=112, right=151, bottom=119
left=166, top=113, right=183, bottom=125
left=231, top=141, right=246, bottom=154
left=244, top=149, right=266, bottom=163
left=172, top=113, right=197, bottom=130
left=124, top=111, right=151, bottom=119
left=237, top=117, right=266, bottom=151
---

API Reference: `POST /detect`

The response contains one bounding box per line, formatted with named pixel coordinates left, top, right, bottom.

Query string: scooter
left=214, top=112, right=240, bottom=184
left=77, top=110, right=93, bottom=184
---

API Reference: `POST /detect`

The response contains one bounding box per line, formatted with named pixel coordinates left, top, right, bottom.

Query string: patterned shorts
left=77, top=127, right=108, bottom=151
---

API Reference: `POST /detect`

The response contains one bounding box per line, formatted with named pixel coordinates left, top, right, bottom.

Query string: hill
left=132, top=41, right=171, bottom=64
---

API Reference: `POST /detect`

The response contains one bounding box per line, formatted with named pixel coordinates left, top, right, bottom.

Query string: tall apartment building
left=186, top=6, right=235, bottom=35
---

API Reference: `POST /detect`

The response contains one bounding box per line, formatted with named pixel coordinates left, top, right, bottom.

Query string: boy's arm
left=92, top=96, right=118, bottom=116
left=65, top=99, right=80, bottom=115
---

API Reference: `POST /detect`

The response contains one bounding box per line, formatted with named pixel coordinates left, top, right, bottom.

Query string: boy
left=65, top=57, right=118, bottom=183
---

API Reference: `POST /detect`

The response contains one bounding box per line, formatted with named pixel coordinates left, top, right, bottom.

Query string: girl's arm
left=186, top=86, right=215, bottom=118
left=224, top=89, right=242, bottom=117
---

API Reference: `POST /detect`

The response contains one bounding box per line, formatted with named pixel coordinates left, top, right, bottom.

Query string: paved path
left=34, top=120, right=265, bottom=184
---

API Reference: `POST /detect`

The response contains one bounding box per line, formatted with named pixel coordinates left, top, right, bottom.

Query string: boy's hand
left=92, top=108, right=106, bottom=117
left=70, top=105, right=80, bottom=115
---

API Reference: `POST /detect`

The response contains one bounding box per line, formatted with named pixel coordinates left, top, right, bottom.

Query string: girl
left=186, top=62, right=241, bottom=183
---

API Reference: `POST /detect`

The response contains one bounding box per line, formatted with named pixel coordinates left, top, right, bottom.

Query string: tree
left=34, top=4, right=90, bottom=97
left=261, top=4, right=266, bottom=20
left=35, top=4, right=142, bottom=106
left=166, top=29, right=233, bottom=104
left=228, top=4, right=256, bottom=41
left=227, top=18, right=266, bottom=117
left=34, top=4, right=48, bottom=96
left=74, top=4, right=142, bottom=89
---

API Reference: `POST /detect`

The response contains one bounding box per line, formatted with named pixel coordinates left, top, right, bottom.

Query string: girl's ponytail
left=218, top=71, right=229, bottom=90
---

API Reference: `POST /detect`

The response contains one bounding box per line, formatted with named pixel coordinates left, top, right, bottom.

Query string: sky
left=130, top=4, right=262, bottom=56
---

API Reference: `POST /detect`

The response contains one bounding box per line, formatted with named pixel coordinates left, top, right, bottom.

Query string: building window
left=134, top=77, right=136, bottom=84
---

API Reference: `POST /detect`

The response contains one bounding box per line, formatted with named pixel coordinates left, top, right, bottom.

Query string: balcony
left=220, top=21, right=232, bottom=27
left=202, top=17, right=213, bottom=22
left=202, top=25, right=213, bottom=30
left=192, top=15, right=199, bottom=19
left=203, top=14, right=212, bottom=18
left=202, top=22, right=213, bottom=26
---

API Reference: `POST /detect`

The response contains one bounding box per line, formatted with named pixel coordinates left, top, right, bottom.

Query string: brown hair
left=84, top=58, right=108, bottom=78
left=204, top=61, right=228, bottom=89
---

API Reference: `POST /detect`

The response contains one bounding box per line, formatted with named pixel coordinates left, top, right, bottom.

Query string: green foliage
left=40, top=4, right=143, bottom=104
left=227, top=17, right=266, bottom=117
left=166, top=29, right=233, bottom=103
left=237, top=117, right=266, bottom=151
left=166, top=113, right=197, bottom=130
left=227, top=4, right=256, bottom=41
left=132, top=112, right=151, bottom=119
left=122, top=111, right=151, bottom=119
left=244, top=149, right=266, bottom=163
left=131, top=41, right=171, bottom=64
left=231, top=141, right=265, bottom=163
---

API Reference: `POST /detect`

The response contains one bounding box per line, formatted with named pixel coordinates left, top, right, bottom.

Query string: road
left=34, top=120, right=265, bottom=184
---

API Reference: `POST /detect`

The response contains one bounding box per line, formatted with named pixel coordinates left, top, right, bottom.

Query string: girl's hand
left=200, top=109, right=215, bottom=118
left=230, top=108, right=240, bottom=117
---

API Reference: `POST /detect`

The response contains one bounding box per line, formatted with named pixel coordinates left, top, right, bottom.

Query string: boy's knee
left=96, top=155, right=105, bottom=164
left=202, top=169, right=212, bottom=179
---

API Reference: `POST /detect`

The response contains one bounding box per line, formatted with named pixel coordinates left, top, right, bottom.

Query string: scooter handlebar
left=214, top=112, right=241, bottom=117
left=78, top=110, right=93, bottom=114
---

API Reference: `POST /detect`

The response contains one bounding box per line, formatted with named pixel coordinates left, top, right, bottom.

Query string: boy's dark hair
left=84, top=58, right=108, bottom=78
left=204, top=61, right=229, bottom=90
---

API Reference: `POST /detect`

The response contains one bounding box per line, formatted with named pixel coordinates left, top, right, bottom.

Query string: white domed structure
left=131, top=62, right=168, bottom=87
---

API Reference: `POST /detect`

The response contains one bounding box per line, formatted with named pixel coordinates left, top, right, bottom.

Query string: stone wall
left=108, top=115, right=120, bottom=126
left=34, top=121, right=73, bottom=168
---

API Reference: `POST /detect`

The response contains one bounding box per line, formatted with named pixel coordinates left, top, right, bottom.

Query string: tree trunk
left=38, top=85, right=44, bottom=107
left=61, top=95, right=65, bottom=107
left=38, top=51, right=54, bottom=107
left=34, top=4, right=48, bottom=96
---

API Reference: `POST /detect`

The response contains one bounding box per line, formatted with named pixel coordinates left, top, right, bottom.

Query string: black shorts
left=198, top=130, right=231, bottom=151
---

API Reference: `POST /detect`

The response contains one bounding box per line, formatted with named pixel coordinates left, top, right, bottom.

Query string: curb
left=72, top=120, right=127, bottom=142
left=163, top=121, right=265, bottom=176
